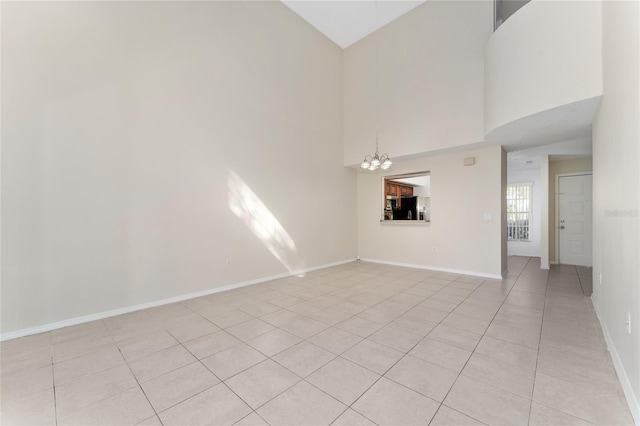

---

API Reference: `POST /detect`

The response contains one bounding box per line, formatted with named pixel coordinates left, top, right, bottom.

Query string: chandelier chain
left=375, top=0, right=379, bottom=143
left=359, top=0, right=392, bottom=172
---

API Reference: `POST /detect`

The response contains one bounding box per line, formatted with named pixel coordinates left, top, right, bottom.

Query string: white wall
left=413, top=179, right=431, bottom=198
left=507, top=167, right=542, bottom=257
left=343, top=0, right=492, bottom=165
left=358, top=145, right=505, bottom=278
left=592, top=0, right=640, bottom=421
left=485, top=0, right=602, bottom=134
left=1, top=1, right=357, bottom=335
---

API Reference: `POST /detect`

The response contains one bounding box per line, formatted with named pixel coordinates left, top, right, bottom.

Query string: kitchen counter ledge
left=379, top=220, right=431, bottom=225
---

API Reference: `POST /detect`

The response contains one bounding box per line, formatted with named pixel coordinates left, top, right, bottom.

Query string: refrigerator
left=395, top=196, right=418, bottom=220
left=392, top=196, right=430, bottom=221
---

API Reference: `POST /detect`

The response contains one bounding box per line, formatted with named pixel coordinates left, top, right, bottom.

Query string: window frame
left=506, top=183, right=533, bottom=242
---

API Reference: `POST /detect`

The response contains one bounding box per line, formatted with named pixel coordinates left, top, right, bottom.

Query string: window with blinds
left=507, top=184, right=532, bottom=241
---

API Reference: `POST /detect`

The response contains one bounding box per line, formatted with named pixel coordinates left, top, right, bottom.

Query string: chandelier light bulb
left=359, top=148, right=391, bottom=172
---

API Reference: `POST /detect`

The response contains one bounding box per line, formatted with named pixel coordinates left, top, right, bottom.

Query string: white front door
left=558, top=174, right=593, bottom=266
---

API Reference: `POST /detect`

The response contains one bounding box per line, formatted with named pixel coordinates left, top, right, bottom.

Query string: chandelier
left=360, top=0, right=392, bottom=172
left=360, top=137, right=392, bottom=170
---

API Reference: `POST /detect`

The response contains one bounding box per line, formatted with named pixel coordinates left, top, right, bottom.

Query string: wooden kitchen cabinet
left=384, top=180, right=414, bottom=199
left=386, top=183, right=395, bottom=195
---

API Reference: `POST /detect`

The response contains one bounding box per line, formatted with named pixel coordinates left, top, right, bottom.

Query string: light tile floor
left=1, top=257, right=634, bottom=425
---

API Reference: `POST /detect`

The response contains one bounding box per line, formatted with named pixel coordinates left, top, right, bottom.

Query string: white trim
left=0, top=258, right=356, bottom=342
left=592, top=298, right=640, bottom=425
left=540, top=156, right=549, bottom=269
left=360, top=258, right=503, bottom=279
left=555, top=172, right=593, bottom=265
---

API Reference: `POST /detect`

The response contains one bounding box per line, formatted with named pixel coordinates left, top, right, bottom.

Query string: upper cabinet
left=385, top=181, right=414, bottom=198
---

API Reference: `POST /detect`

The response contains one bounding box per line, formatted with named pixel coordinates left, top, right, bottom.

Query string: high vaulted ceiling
left=281, top=0, right=426, bottom=48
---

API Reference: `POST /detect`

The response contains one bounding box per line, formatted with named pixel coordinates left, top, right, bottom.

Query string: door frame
left=554, top=172, right=593, bottom=265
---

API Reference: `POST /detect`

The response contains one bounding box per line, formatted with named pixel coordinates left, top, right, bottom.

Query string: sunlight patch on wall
left=228, top=171, right=303, bottom=275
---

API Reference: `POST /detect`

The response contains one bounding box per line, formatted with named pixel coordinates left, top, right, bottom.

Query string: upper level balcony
left=485, top=0, right=602, bottom=150
left=494, top=0, right=530, bottom=31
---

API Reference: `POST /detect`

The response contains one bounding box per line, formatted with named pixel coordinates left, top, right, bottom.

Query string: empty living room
left=1, top=0, right=638, bottom=425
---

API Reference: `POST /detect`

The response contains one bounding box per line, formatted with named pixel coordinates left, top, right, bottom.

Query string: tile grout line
left=236, top=301, right=390, bottom=426
left=113, top=325, right=165, bottom=426
left=167, top=330, right=257, bottom=421
left=52, top=320, right=150, bottom=424
left=239, top=283, right=372, bottom=423
left=336, top=273, right=505, bottom=425
left=143, top=279, right=352, bottom=423
left=525, top=257, right=550, bottom=426
left=249, top=271, right=451, bottom=425
left=42, top=263, right=489, bottom=424
left=424, top=260, right=530, bottom=425
left=49, top=331, right=59, bottom=426
left=176, top=326, right=318, bottom=426
left=528, top=265, right=610, bottom=425
left=337, top=271, right=510, bottom=423
left=111, top=306, right=229, bottom=423
left=146, top=310, right=277, bottom=422
left=31, top=259, right=622, bottom=426
left=119, top=353, right=164, bottom=425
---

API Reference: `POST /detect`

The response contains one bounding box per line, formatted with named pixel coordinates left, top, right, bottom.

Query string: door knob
left=560, top=225, right=565, bottom=230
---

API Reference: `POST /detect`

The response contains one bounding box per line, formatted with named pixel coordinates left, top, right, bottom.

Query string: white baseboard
left=359, top=258, right=503, bottom=280
left=0, top=258, right=357, bottom=342
left=592, top=297, right=640, bottom=425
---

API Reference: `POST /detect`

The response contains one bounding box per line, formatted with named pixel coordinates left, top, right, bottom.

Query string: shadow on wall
left=228, top=171, right=303, bottom=275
